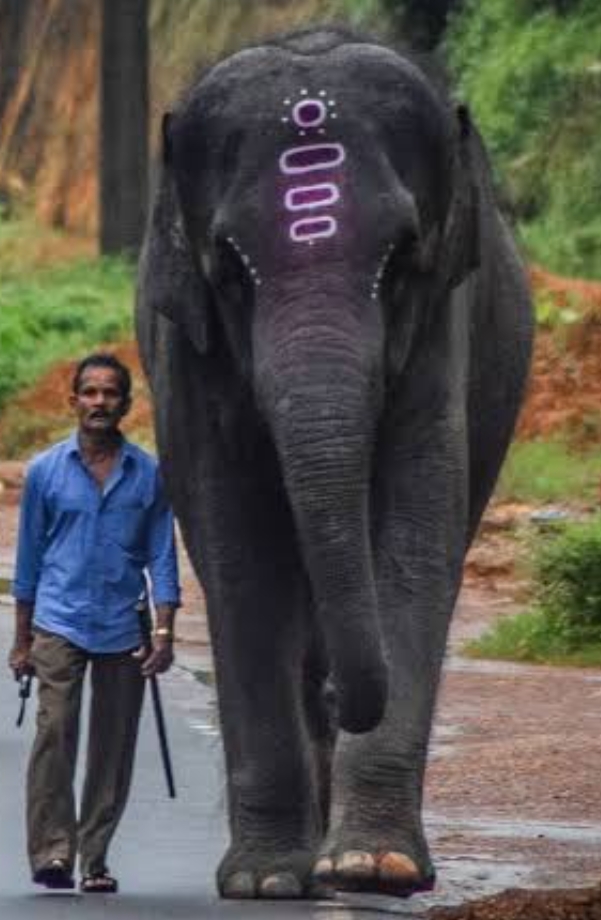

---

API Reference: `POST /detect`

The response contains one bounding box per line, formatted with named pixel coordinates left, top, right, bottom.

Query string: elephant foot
left=314, top=850, right=435, bottom=898
left=218, top=847, right=328, bottom=900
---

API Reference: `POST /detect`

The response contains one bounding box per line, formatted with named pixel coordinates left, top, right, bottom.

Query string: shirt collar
left=66, top=431, right=135, bottom=466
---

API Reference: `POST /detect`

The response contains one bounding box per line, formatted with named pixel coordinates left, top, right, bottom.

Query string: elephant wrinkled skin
left=136, top=28, right=533, bottom=900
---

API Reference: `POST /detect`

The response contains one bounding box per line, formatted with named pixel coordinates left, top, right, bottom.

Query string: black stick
left=138, top=597, right=177, bottom=799
left=149, top=673, right=176, bottom=798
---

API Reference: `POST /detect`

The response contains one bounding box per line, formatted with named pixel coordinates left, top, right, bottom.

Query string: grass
left=495, top=439, right=601, bottom=504
left=466, top=513, right=601, bottom=667
left=0, top=215, right=134, bottom=412
left=464, top=608, right=601, bottom=667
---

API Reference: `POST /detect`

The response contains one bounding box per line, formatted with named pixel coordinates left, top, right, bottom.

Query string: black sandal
left=33, top=858, right=75, bottom=889
left=80, top=870, right=118, bottom=894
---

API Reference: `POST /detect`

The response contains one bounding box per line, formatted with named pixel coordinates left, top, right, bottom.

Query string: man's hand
left=9, top=638, right=35, bottom=680
left=133, top=638, right=174, bottom=677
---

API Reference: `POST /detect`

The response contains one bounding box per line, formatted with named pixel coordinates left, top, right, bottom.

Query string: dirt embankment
left=516, top=268, right=601, bottom=446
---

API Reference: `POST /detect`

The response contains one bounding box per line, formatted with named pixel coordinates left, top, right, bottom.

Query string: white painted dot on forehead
left=300, top=88, right=308, bottom=95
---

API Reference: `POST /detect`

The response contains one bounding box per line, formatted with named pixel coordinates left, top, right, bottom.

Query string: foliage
left=495, top=439, right=601, bottom=504
left=466, top=516, right=601, bottom=665
left=0, top=217, right=134, bottom=411
left=534, top=292, right=580, bottom=329
left=534, top=517, right=601, bottom=641
left=379, top=0, right=461, bottom=48
left=464, top=607, right=601, bottom=667
left=446, top=0, right=601, bottom=278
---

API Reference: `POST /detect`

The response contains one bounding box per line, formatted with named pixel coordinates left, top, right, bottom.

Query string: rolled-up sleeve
left=145, top=472, right=181, bottom=607
left=12, top=462, right=47, bottom=603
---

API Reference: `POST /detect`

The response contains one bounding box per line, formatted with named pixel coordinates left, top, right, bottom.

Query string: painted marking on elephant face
left=226, top=236, right=262, bottom=287
left=279, top=91, right=346, bottom=246
left=279, top=143, right=346, bottom=175
left=284, top=183, right=340, bottom=211
left=290, top=215, right=338, bottom=242
left=371, top=243, right=396, bottom=300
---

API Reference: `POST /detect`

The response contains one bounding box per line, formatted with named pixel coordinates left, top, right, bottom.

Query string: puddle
left=428, top=814, right=601, bottom=845
left=173, top=663, right=221, bottom=737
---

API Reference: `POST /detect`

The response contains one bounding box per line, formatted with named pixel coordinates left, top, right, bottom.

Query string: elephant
left=136, top=26, right=533, bottom=900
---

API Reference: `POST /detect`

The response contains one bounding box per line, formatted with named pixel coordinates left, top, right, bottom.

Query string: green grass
left=466, top=513, right=601, bottom=667
left=464, top=607, right=601, bottom=667
left=0, top=217, right=134, bottom=411
left=495, top=439, right=601, bottom=504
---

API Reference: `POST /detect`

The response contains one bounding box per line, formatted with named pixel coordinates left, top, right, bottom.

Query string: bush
left=465, top=516, right=601, bottom=665
left=446, top=0, right=601, bottom=278
left=534, top=516, right=601, bottom=645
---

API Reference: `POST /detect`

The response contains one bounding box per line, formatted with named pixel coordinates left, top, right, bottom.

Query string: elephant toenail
left=337, top=851, right=376, bottom=878
left=313, top=857, right=334, bottom=880
left=221, top=871, right=256, bottom=899
left=377, top=852, right=420, bottom=884
left=259, top=872, right=302, bottom=898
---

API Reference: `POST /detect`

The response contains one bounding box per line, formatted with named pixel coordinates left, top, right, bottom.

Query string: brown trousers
left=27, top=630, right=145, bottom=876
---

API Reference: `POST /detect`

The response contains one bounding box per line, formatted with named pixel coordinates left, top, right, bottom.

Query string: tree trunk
left=99, top=0, right=149, bottom=255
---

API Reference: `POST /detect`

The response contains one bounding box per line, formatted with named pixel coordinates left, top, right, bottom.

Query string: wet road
left=0, top=598, right=439, bottom=918
left=2, top=573, right=601, bottom=917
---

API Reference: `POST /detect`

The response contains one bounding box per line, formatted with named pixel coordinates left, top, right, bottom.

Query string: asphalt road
left=0, top=601, right=433, bottom=919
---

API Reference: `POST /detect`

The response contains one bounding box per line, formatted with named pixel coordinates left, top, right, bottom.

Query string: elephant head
left=140, top=30, right=480, bottom=734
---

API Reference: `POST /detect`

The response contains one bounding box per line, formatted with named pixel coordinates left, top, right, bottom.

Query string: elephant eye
left=380, top=227, right=420, bottom=298
left=394, top=227, right=421, bottom=270
left=210, top=237, right=255, bottom=306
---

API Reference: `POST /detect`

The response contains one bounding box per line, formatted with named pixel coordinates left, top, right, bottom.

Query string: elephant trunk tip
left=336, top=660, right=389, bottom=734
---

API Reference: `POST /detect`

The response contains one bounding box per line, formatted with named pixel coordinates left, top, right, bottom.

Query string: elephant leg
left=302, top=634, right=337, bottom=832
left=316, top=417, right=468, bottom=896
left=188, top=476, right=324, bottom=900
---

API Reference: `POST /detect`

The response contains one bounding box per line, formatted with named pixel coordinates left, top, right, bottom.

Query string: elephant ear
left=141, top=113, right=213, bottom=356
left=437, top=104, right=480, bottom=294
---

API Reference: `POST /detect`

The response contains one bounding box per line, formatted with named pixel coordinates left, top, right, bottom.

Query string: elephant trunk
left=255, top=291, right=388, bottom=733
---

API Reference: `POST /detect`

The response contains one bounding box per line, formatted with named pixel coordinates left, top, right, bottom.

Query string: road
left=0, top=596, right=437, bottom=918
left=3, top=504, right=601, bottom=917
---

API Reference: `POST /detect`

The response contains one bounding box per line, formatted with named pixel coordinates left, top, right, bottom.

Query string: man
left=8, top=352, right=180, bottom=894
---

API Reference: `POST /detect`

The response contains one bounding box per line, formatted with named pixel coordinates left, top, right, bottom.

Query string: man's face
left=69, top=367, right=130, bottom=435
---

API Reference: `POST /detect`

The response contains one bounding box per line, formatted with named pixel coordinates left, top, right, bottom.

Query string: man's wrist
left=153, top=626, right=174, bottom=641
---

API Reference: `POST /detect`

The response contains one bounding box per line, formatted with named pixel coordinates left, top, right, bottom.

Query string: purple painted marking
left=285, top=183, right=340, bottom=212
left=279, top=143, right=346, bottom=175
left=290, top=215, right=338, bottom=243
left=292, top=98, right=326, bottom=128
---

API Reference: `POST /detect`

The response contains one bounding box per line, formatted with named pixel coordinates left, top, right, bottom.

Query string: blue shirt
left=12, top=433, right=181, bottom=653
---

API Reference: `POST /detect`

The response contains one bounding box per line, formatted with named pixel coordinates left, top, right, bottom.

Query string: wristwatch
left=153, top=627, right=174, bottom=641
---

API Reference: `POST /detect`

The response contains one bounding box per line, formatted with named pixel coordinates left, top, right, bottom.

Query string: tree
left=99, top=0, right=149, bottom=255
left=380, top=0, right=461, bottom=50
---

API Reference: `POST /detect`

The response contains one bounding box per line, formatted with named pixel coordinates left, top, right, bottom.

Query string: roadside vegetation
left=447, top=0, right=601, bottom=279
left=466, top=516, right=601, bottom=667
left=497, top=440, right=601, bottom=505
left=0, top=214, right=134, bottom=413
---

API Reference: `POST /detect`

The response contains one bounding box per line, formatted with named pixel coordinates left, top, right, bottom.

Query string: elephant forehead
left=221, top=129, right=401, bottom=284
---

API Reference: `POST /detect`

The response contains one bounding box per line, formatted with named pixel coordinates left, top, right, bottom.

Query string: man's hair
left=72, top=353, right=132, bottom=401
